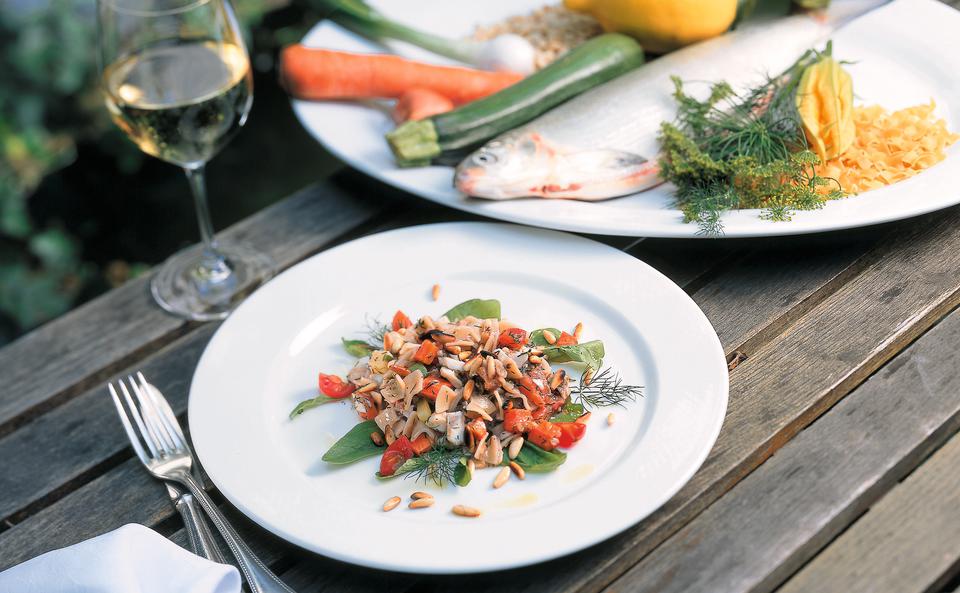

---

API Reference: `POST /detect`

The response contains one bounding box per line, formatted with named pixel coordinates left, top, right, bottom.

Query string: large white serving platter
left=189, top=223, right=728, bottom=573
left=291, top=0, right=960, bottom=238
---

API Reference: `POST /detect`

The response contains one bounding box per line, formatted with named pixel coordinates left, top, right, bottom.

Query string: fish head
left=454, top=132, right=557, bottom=199
left=456, top=131, right=662, bottom=200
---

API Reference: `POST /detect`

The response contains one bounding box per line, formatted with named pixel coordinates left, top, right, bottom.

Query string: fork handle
left=175, top=492, right=227, bottom=564
left=173, top=472, right=296, bottom=593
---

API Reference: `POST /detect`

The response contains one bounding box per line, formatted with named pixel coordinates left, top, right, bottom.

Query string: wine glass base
left=150, top=241, right=275, bottom=321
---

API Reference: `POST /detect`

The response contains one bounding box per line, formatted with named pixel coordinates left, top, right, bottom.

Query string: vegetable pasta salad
left=290, top=298, right=641, bottom=487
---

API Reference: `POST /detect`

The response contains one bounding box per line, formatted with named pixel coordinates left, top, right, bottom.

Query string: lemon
left=564, top=0, right=738, bottom=54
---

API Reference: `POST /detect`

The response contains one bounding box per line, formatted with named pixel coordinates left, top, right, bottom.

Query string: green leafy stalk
left=290, top=393, right=342, bottom=419
left=317, top=0, right=479, bottom=64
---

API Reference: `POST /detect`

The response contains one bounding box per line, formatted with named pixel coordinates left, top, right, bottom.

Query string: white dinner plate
left=292, top=0, right=960, bottom=238
left=189, top=222, right=728, bottom=573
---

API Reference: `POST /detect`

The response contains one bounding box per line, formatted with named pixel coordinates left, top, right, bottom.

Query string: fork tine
left=119, top=379, right=164, bottom=458
left=128, top=375, right=176, bottom=454
left=108, top=383, right=152, bottom=464
left=138, top=371, right=187, bottom=452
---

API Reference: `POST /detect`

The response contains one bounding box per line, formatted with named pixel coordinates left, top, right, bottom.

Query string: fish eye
left=476, top=152, right=498, bottom=165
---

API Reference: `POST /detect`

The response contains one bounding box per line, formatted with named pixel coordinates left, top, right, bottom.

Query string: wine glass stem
left=183, top=165, right=233, bottom=286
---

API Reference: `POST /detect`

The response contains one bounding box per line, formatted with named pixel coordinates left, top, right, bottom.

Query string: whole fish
left=454, top=0, right=886, bottom=200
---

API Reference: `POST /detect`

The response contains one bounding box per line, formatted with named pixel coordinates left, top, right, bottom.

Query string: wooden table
left=3, top=160, right=960, bottom=591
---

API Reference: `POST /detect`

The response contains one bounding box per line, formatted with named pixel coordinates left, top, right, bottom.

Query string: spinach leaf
left=454, top=457, right=472, bottom=487
left=550, top=401, right=585, bottom=423
left=529, top=327, right=562, bottom=347
left=289, top=394, right=341, bottom=419
left=514, top=442, right=567, bottom=473
left=544, top=340, right=605, bottom=372
left=342, top=338, right=375, bottom=357
left=443, top=299, right=500, bottom=322
left=408, top=362, right=428, bottom=376
left=322, top=420, right=384, bottom=464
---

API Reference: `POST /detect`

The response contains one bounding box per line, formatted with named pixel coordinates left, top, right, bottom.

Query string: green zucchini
left=386, top=33, right=645, bottom=166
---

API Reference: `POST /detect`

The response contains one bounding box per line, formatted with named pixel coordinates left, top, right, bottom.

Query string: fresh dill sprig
left=659, top=43, right=846, bottom=234
left=575, top=367, right=644, bottom=409
left=363, top=314, right=390, bottom=346
left=396, top=443, right=461, bottom=486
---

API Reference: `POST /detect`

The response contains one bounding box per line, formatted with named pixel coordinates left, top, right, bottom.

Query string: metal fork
left=109, top=372, right=296, bottom=593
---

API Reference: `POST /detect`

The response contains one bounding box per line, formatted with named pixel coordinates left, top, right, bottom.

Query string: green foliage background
left=0, top=0, right=322, bottom=346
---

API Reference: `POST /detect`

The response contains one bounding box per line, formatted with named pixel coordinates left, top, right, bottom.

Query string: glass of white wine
left=98, top=0, right=274, bottom=320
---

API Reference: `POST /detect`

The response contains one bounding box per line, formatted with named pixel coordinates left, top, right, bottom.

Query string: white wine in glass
left=98, top=0, right=274, bottom=320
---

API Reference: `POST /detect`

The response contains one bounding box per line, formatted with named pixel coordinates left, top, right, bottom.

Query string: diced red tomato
left=389, top=364, right=410, bottom=377
left=420, top=375, right=451, bottom=400
left=497, top=327, right=528, bottom=350
left=353, top=394, right=378, bottom=420
left=555, top=331, right=577, bottom=346
left=518, top=376, right=545, bottom=406
left=318, top=373, right=355, bottom=398
left=527, top=421, right=562, bottom=451
left=503, top=408, right=535, bottom=433
left=410, top=433, right=433, bottom=455
left=379, top=436, right=414, bottom=476
left=531, top=406, right=551, bottom=421
left=555, top=422, right=587, bottom=448
left=466, top=418, right=488, bottom=444
left=413, top=340, right=439, bottom=365
left=391, top=310, right=412, bottom=331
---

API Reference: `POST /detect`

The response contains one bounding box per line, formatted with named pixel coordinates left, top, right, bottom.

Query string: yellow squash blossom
left=796, top=56, right=855, bottom=161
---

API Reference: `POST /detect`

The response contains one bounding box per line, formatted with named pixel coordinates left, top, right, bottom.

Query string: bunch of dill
left=658, top=46, right=844, bottom=235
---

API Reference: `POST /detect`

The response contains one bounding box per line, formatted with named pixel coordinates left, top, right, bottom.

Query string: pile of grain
left=471, top=5, right=603, bottom=70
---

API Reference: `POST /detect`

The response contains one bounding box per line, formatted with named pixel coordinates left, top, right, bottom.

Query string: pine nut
left=431, top=284, right=441, bottom=301
left=508, top=436, right=524, bottom=459
left=382, top=496, right=401, bottom=512
left=573, top=322, right=583, bottom=341
left=550, top=370, right=565, bottom=390
left=607, top=412, right=616, bottom=426
left=486, top=355, right=495, bottom=378
left=410, top=491, right=433, bottom=500
left=357, top=381, right=378, bottom=393
left=370, top=431, right=383, bottom=446
left=409, top=498, right=435, bottom=509
left=383, top=332, right=393, bottom=352
left=493, top=466, right=510, bottom=489
left=458, top=350, right=472, bottom=361
left=528, top=355, right=542, bottom=364
left=542, top=330, right=557, bottom=344
left=583, top=368, right=594, bottom=385
left=462, top=379, right=475, bottom=401
left=509, top=461, right=525, bottom=480
left=467, top=458, right=476, bottom=479
left=452, top=505, right=481, bottom=518
left=576, top=412, right=592, bottom=424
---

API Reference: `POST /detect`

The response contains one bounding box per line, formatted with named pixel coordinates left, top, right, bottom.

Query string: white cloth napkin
left=0, top=523, right=241, bottom=593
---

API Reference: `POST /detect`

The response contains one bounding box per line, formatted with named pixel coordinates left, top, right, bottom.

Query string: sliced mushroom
left=426, top=411, right=448, bottom=432
left=446, top=411, right=465, bottom=446
left=374, top=408, right=401, bottom=432
left=380, top=375, right=406, bottom=404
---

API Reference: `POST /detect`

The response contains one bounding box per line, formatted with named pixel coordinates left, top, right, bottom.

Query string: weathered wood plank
left=778, top=416, right=960, bottom=593
left=0, top=325, right=215, bottom=522
left=0, top=179, right=389, bottom=436
left=425, top=207, right=960, bottom=593
left=604, top=307, right=960, bottom=593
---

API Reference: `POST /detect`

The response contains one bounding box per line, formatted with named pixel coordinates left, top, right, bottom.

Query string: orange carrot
left=392, top=88, right=454, bottom=123
left=280, top=45, right=523, bottom=105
